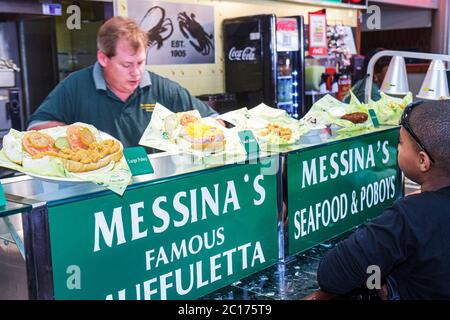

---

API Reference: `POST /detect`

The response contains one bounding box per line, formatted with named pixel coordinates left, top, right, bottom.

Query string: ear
left=97, top=50, right=108, bottom=68
left=418, top=151, right=432, bottom=172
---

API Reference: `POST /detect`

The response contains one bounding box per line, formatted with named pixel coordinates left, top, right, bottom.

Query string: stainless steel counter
left=1, top=151, right=241, bottom=203
left=0, top=125, right=400, bottom=300
left=0, top=125, right=397, bottom=205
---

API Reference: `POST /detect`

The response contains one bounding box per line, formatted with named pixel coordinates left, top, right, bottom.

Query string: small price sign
left=238, top=130, right=260, bottom=157
left=123, top=147, right=154, bottom=176
left=368, top=108, right=380, bottom=128
left=0, top=183, right=6, bottom=207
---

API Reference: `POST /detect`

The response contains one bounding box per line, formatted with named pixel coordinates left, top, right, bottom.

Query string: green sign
left=48, top=159, right=278, bottom=300
left=368, top=108, right=380, bottom=128
left=287, top=128, right=401, bottom=255
left=123, top=147, right=154, bottom=176
left=0, top=183, right=6, bottom=207
left=238, top=130, right=260, bottom=158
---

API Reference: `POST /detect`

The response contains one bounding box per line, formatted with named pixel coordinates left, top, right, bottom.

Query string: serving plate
left=27, top=161, right=116, bottom=183
left=25, top=130, right=120, bottom=183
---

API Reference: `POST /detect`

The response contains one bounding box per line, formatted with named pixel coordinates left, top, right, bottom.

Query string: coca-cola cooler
left=223, top=14, right=305, bottom=119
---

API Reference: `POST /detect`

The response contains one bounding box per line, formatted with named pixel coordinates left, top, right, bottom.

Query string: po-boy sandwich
left=2, top=123, right=123, bottom=174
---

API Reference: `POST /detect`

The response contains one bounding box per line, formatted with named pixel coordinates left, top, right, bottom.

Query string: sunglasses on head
left=399, top=100, right=435, bottom=163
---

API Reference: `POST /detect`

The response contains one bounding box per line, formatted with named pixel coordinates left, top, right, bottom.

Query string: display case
left=0, top=125, right=402, bottom=300
left=0, top=201, right=32, bottom=299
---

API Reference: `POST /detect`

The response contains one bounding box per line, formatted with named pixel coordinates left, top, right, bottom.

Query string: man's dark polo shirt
left=28, top=62, right=217, bottom=147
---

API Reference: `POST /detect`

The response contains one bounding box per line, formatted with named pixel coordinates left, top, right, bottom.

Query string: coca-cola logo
left=310, top=47, right=327, bottom=56
left=276, top=20, right=297, bottom=32
left=228, top=46, right=257, bottom=61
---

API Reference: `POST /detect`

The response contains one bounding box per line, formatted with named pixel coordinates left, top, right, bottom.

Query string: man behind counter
left=27, top=16, right=217, bottom=147
left=343, top=48, right=391, bottom=104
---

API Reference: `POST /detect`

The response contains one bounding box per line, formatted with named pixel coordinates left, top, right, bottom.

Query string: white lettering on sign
left=359, top=176, right=396, bottom=212
left=94, top=203, right=148, bottom=252
left=224, top=180, right=241, bottom=213
left=145, top=227, right=226, bottom=271
left=93, top=175, right=265, bottom=252
left=293, top=175, right=397, bottom=239
left=131, top=202, right=147, bottom=241
left=93, top=207, right=126, bottom=252
left=253, top=175, right=266, bottom=206
left=294, top=193, right=348, bottom=239
left=152, top=182, right=240, bottom=234
left=105, top=237, right=266, bottom=300
left=382, top=140, right=390, bottom=164
left=301, top=144, right=378, bottom=189
left=228, top=47, right=256, bottom=61
left=129, top=157, right=148, bottom=164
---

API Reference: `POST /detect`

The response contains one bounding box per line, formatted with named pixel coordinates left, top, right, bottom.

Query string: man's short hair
left=97, top=16, right=148, bottom=57
left=410, top=100, right=450, bottom=172
left=364, top=48, right=391, bottom=75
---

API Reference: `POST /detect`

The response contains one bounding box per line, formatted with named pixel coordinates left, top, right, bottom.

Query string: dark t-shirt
left=28, top=63, right=217, bottom=148
left=317, top=186, right=450, bottom=299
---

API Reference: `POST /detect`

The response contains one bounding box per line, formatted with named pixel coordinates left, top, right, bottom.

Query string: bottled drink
left=335, top=73, right=351, bottom=101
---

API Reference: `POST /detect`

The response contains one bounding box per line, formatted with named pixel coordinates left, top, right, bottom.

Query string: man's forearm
left=27, top=121, right=67, bottom=131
